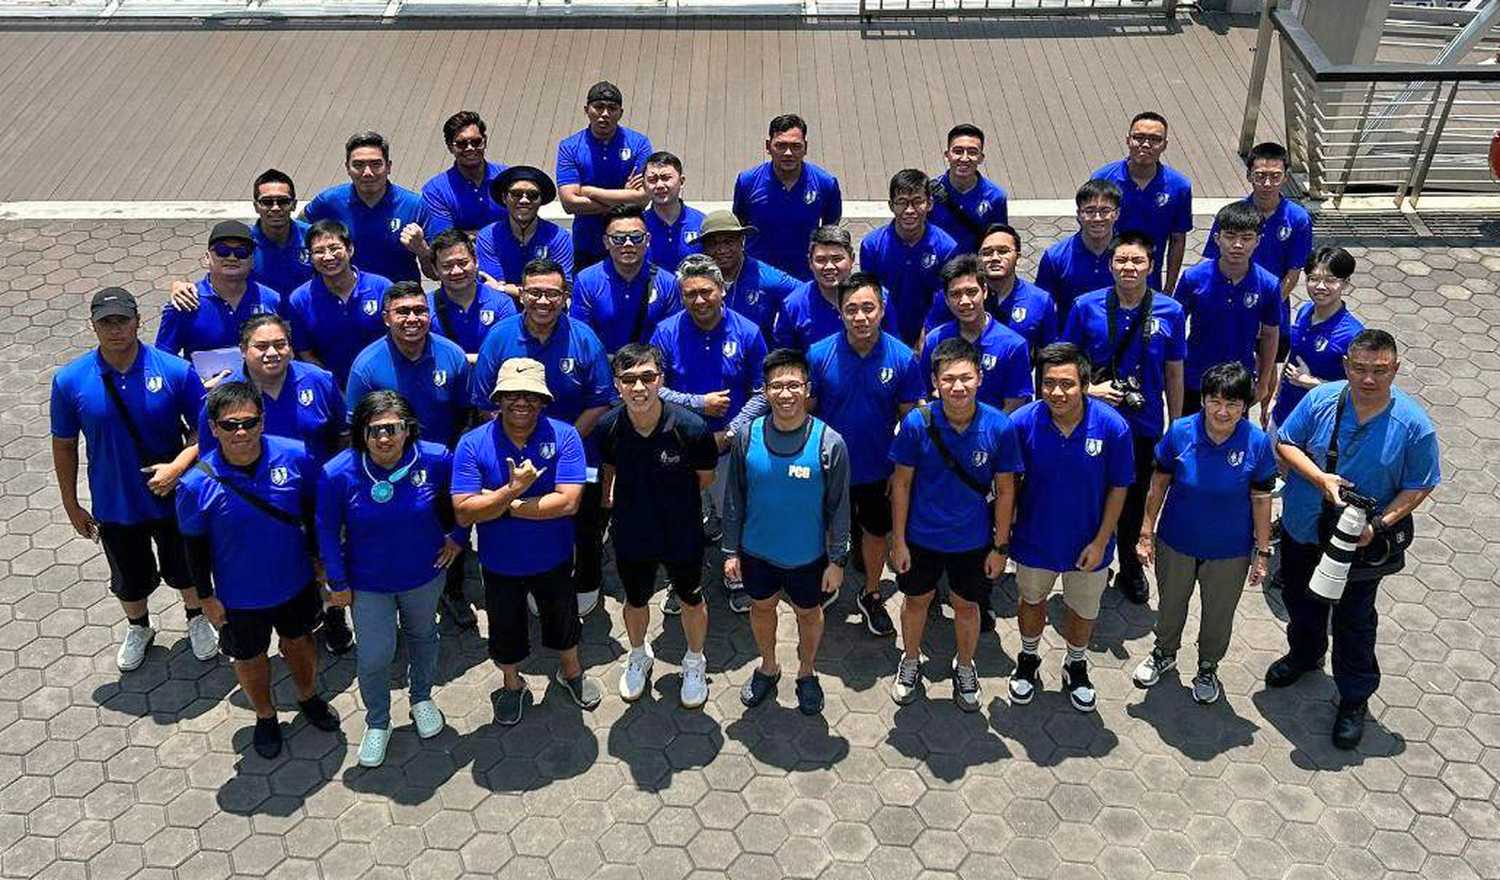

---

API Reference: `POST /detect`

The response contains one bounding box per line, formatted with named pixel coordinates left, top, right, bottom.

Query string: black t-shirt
left=598, top=401, right=720, bottom=563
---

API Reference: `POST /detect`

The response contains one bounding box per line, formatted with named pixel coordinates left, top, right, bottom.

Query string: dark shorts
left=482, top=562, right=579, bottom=666
left=896, top=543, right=992, bottom=604
left=617, top=555, right=705, bottom=609
left=219, top=582, right=323, bottom=661
left=850, top=480, right=893, bottom=537
left=740, top=553, right=827, bottom=610
left=97, top=517, right=192, bottom=602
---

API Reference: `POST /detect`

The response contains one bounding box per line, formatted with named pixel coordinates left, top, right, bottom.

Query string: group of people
left=49, top=82, right=1441, bottom=767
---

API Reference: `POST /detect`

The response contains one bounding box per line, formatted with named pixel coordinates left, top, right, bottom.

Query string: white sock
left=630, top=645, right=648, bottom=661
left=683, top=650, right=704, bottom=666
left=1066, top=643, right=1087, bottom=664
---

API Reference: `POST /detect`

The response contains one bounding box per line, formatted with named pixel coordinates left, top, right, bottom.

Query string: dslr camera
left=1309, top=486, right=1378, bottom=604
left=1111, top=374, right=1146, bottom=411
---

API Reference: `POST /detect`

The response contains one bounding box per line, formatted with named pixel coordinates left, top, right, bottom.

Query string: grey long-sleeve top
left=721, top=415, right=851, bottom=563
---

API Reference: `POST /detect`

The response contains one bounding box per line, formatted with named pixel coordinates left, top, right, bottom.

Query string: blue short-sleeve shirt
left=858, top=222, right=959, bottom=345
left=346, top=335, right=473, bottom=449
left=155, top=277, right=285, bottom=359
left=1155, top=414, right=1278, bottom=559
left=474, top=218, right=575, bottom=284
left=889, top=402, right=1023, bottom=553
left=732, top=161, right=843, bottom=280
left=919, top=318, right=1034, bottom=408
left=1204, top=195, right=1314, bottom=333
left=725, top=258, right=803, bottom=340
left=432, top=283, right=518, bottom=356
left=301, top=182, right=431, bottom=284
left=284, top=271, right=395, bottom=386
left=470, top=316, right=615, bottom=426
left=645, top=203, right=705, bottom=272
left=1062, top=289, right=1187, bottom=438
left=928, top=172, right=1009, bottom=254
left=556, top=126, right=653, bottom=265
left=1273, top=303, right=1364, bottom=425
left=650, top=309, right=768, bottom=433
left=808, top=332, right=924, bottom=485
left=421, top=161, right=509, bottom=236
left=1172, top=260, right=1282, bottom=389
left=1094, top=159, right=1194, bottom=290
left=922, top=277, right=1058, bottom=355
left=773, top=281, right=899, bottom=353
left=196, top=361, right=345, bottom=466
left=571, top=261, right=681, bottom=353
left=1035, top=232, right=1115, bottom=321
left=249, top=219, right=313, bottom=296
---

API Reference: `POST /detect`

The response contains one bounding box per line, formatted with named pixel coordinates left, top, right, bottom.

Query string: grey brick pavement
left=1, top=217, right=1497, bottom=880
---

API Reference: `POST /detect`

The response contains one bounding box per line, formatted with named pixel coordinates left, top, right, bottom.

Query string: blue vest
left=741, top=417, right=826, bottom=568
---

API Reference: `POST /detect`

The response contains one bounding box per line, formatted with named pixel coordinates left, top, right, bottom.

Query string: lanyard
left=362, top=446, right=418, bottom=503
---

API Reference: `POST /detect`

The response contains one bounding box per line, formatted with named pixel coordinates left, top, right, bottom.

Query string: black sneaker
left=441, top=585, right=477, bottom=629
left=739, top=668, right=780, bottom=708
left=1265, top=654, right=1317, bottom=688
left=819, top=589, right=840, bottom=612
left=298, top=696, right=341, bottom=732
left=1332, top=700, right=1367, bottom=750
left=795, top=675, right=824, bottom=716
left=1062, top=658, right=1097, bottom=713
left=322, top=607, right=354, bottom=655
left=493, top=686, right=530, bottom=727
left=859, top=592, right=895, bottom=637
left=253, top=716, right=283, bottom=759
left=1008, top=651, right=1041, bottom=705
left=1117, top=569, right=1149, bottom=606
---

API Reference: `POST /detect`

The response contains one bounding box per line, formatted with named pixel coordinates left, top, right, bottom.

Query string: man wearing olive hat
left=452, top=357, right=601, bottom=725
left=556, top=80, right=654, bottom=272
left=475, top=165, right=576, bottom=295
left=696, top=209, right=801, bottom=343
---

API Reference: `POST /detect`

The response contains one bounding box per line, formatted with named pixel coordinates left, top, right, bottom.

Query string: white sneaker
left=577, top=589, right=600, bottom=617
left=116, top=624, right=155, bottom=672
left=619, top=647, right=654, bottom=702
left=357, top=727, right=390, bottom=767
left=680, top=653, right=708, bottom=709
left=410, top=700, right=445, bottom=739
left=187, top=615, right=219, bottom=661
left=527, top=592, right=539, bottom=617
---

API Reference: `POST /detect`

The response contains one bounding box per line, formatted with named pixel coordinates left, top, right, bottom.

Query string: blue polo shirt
left=196, top=361, right=345, bottom=465
left=155, top=278, right=285, bottom=359
left=858, top=222, right=959, bottom=345
left=1036, top=233, right=1115, bottom=320
left=175, top=436, right=316, bottom=610
left=571, top=261, right=681, bottom=353
left=452, top=417, right=587, bottom=576
left=421, top=161, right=508, bottom=235
left=809, top=332, right=923, bottom=485
left=1274, top=303, right=1364, bottom=425
left=732, top=161, right=843, bottom=280
left=50, top=346, right=204, bottom=526
left=922, top=277, right=1058, bottom=354
left=725, top=257, right=803, bottom=341
left=646, top=203, right=705, bottom=272
left=317, top=441, right=458, bottom=593
left=285, top=271, right=395, bottom=386
left=432, top=283, right=518, bottom=355
left=919, top=317, right=1033, bottom=408
left=249, top=219, right=313, bottom=296
left=1063, top=289, right=1187, bottom=438
left=1204, top=195, right=1314, bottom=333
left=1277, top=382, right=1440, bottom=545
left=1009, top=399, right=1135, bottom=572
left=650, top=309, right=768, bottom=433
left=556, top=125, right=653, bottom=265
left=1155, top=414, right=1277, bottom=559
left=474, top=219, right=575, bottom=284
left=471, top=316, right=615, bottom=424
left=773, top=281, right=900, bottom=353
left=347, top=335, right=473, bottom=448
left=302, top=182, right=431, bottom=284
left=928, top=172, right=1009, bottom=254
left=889, top=402, right=1023, bottom=553
left=1172, top=259, right=1282, bottom=389
left=1093, top=159, right=1194, bottom=290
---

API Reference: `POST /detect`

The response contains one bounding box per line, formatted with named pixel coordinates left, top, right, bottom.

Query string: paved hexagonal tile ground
left=1, top=216, right=1496, bottom=880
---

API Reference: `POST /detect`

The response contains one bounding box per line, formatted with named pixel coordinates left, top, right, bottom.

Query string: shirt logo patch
left=410, top=468, right=427, bottom=487
left=981, top=353, right=997, bottom=371
left=538, top=442, right=556, bottom=460
left=269, top=466, right=289, bottom=486
left=804, top=189, right=818, bottom=206
left=145, top=376, right=164, bottom=393
left=1278, top=224, right=1292, bottom=241
left=559, top=357, right=575, bottom=374
left=389, top=218, right=401, bottom=233
left=619, top=147, right=633, bottom=162
left=921, top=252, right=938, bottom=270
left=298, top=248, right=311, bottom=266
left=970, top=450, right=988, bottom=468
left=480, top=309, right=496, bottom=325
left=1011, top=306, right=1027, bottom=323
left=298, top=388, right=315, bottom=406
left=1228, top=450, right=1245, bottom=467
left=878, top=367, right=895, bottom=384
left=787, top=464, right=812, bottom=479
left=684, top=231, right=700, bottom=244
left=536, top=246, right=550, bottom=259
left=722, top=340, right=738, bottom=358
left=433, top=369, right=448, bottom=387
left=977, top=200, right=992, bottom=217
left=659, top=450, right=681, bottom=466
left=1085, top=438, right=1103, bottom=457
left=1244, top=292, right=1258, bottom=309
left=648, top=285, right=659, bottom=305
left=744, top=289, right=762, bottom=306
left=1148, top=317, right=1164, bottom=336
left=1155, top=192, right=1171, bottom=207
left=1315, top=336, right=1329, bottom=352
left=362, top=299, right=380, bottom=316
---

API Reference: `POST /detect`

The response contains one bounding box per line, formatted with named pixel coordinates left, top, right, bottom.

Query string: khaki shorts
left=1016, top=564, right=1110, bottom=620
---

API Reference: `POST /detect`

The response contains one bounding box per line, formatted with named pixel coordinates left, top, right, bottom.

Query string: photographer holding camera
left=1268, top=329, right=1440, bottom=749
left=1062, top=231, right=1186, bottom=605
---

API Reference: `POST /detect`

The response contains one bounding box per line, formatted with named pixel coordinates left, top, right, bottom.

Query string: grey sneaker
left=726, top=577, right=752, bottom=614
left=554, top=669, right=603, bottom=710
left=891, top=655, right=922, bottom=705
left=952, top=660, right=982, bottom=713
left=1192, top=666, right=1222, bottom=705
left=1132, top=649, right=1177, bottom=689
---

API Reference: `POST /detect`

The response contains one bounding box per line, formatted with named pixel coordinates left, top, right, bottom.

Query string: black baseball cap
left=90, top=287, right=138, bottom=320
left=586, top=81, right=624, bottom=106
left=490, top=165, right=558, bottom=207
left=208, top=219, right=255, bottom=246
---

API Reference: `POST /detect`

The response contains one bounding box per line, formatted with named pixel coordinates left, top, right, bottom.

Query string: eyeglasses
left=507, top=189, right=543, bottom=204
left=1306, top=274, right=1346, bottom=289
left=389, top=305, right=429, bottom=317
left=1129, top=134, right=1166, bottom=147
left=522, top=287, right=567, bottom=301
left=891, top=197, right=928, bottom=212
left=255, top=196, right=294, bottom=209
left=767, top=380, right=805, bottom=393
left=1251, top=171, right=1286, bottom=184
left=211, top=243, right=253, bottom=260
left=1079, top=207, right=1118, bottom=219
left=451, top=137, right=485, bottom=150
left=616, top=370, right=660, bottom=387
left=607, top=231, right=648, bottom=246
left=349, top=160, right=386, bottom=173
left=365, top=422, right=408, bottom=439
left=215, top=415, right=262, bottom=433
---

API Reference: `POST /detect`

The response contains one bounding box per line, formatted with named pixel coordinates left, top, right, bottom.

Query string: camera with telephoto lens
left=1309, top=486, right=1378, bottom=604
left=1111, top=374, right=1146, bottom=411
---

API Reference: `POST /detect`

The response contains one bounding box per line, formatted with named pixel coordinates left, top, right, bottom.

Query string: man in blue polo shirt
left=475, top=166, right=575, bottom=293
left=698, top=210, right=801, bottom=340
left=643, top=151, right=705, bottom=271
left=249, top=169, right=313, bottom=295
left=472, top=258, right=616, bottom=616
left=428, top=229, right=517, bottom=361
left=51, top=288, right=215, bottom=674
left=1007, top=343, right=1134, bottom=713
left=888, top=338, right=1021, bottom=713
left=285, top=220, right=395, bottom=387
left=157, top=221, right=286, bottom=365
left=1063, top=231, right=1185, bottom=605
left=1270, top=330, right=1439, bottom=749
left=422, top=110, right=508, bottom=237
left=1093, top=111, right=1193, bottom=294
left=453, top=358, right=600, bottom=725
left=571, top=206, right=680, bottom=353
left=859, top=169, right=959, bottom=346
left=976, top=224, right=1056, bottom=355
left=1173, top=200, right=1282, bottom=416
left=1036, top=179, right=1121, bottom=322
left=929, top=124, right=1009, bottom=254
left=177, top=382, right=340, bottom=759
left=733, top=114, right=843, bottom=280
left=556, top=81, right=653, bottom=271
left=775, top=228, right=899, bottom=352
left=302, top=131, right=433, bottom=285
left=920, top=255, right=1032, bottom=413
left=808, top=273, right=923, bottom=637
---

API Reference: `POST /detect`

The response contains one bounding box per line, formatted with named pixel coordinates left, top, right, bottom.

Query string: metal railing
left=857, top=0, right=1177, bottom=21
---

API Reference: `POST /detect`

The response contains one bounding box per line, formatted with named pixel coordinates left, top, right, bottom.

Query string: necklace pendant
left=370, top=481, right=395, bottom=503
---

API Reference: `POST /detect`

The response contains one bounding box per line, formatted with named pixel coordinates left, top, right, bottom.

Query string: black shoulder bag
left=916, top=402, right=993, bottom=501
left=927, top=178, right=989, bottom=244
left=192, top=460, right=306, bottom=534
left=1314, top=390, right=1414, bottom=582
left=101, top=369, right=183, bottom=469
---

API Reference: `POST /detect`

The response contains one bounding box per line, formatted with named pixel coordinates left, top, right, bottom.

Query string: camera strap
left=917, top=402, right=992, bottom=500
left=927, top=177, right=989, bottom=243
left=1104, top=288, right=1153, bottom=380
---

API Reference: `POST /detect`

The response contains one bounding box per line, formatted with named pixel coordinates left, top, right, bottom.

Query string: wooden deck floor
left=0, top=13, right=1282, bottom=202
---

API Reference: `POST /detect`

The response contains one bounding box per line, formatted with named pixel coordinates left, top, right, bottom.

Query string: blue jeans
left=351, top=572, right=443, bottom=730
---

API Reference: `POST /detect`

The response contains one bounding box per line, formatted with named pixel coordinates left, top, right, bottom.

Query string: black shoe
left=859, top=592, right=895, bottom=637
left=298, top=696, right=341, bottom=732
left=795, top=675, right=824, bottom=716
left=322, top=607, right=354, bottom=656
left=739, top=668, right=780, bottom=708
left=1117, top=569, right=1149, bottom=605
left=1332, top=701, right=1367, bottom=750
left=980, top=608, right=997, bottom=633
left=441, top=586, right=477, bottom=629
left=819, top=589, right=840, bottom=613
left=1265, top=654, right=1317, bottom=688
left=253, top=716, right=283, bottom=759
left=1008, top=651, right=1042, bottom=705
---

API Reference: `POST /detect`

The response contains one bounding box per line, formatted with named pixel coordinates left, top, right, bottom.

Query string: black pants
left=574, top=482, right=605, bottom=595
left=444, top=546, right=469, bottom=598
left=1183, top=388, right=1202, bottom=417
left=482, top=563, right=579, bottom=666
left=1115, top=431, right=1159, bottom=581
left=1279, top=536, right=1382, bottom=705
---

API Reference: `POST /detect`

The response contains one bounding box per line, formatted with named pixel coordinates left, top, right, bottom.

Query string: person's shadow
left=89, top=627, right=238, bottom=726
left=1125, top=674, right=1260, bottom=761
left=1252, top=679, right=1406, bottom=770
left=464, top=663, right=604, bottom=795
left=605, top=677, right=727, bottom=793
left=723, top=699, right=851, bottom=772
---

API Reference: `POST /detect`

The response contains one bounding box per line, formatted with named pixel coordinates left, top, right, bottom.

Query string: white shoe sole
left=117, top=635, right=154, bottom=672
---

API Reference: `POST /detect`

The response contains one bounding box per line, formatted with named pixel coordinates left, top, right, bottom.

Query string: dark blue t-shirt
left=346, top=335, right=473, bottom=448
left=809, top=332, right=923, bottom=485
left=1155, top=414, right=1277, bottom=559
left=432, top=283, right=518, bottom=356
left=1204, top=195, right=1314, bottom=335
left=645, top=203, right=705, bottom=272
left=302, top=182, right=431, bottom=284
left=773, top=281, right=899, bottom=353
left=889, top=402, right=1023, bottom=553
left=1035, top=232, right=1115, bottom=321
left=922, top=277, right=1058, bottom=356
left=1273, top=303, right=1364, bottom=425
left=650, top=309, right=768, bottom=433
left=732, top=161, right=843, bottom=280
left=1093, top=159, right=1194, bottom=291
left=725, top=257, right=803, bottom=341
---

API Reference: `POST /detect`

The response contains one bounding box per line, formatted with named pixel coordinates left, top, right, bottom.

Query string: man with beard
left=422, top=110, right=509, bottom=236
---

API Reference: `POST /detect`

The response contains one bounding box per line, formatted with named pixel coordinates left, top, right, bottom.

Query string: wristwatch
left=1255, top=547, right=1274, bottom=559
left=990, top=542, right=1010, bottom=556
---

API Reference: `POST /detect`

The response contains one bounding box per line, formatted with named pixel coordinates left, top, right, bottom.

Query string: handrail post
left=1238, top=0, right=1278, bottom=156
left=1333, top=82, right=1379, bottom=208
left=1409, top=81, right=1461, bottom=209
left=1398, top=81, right=1446, bottom=209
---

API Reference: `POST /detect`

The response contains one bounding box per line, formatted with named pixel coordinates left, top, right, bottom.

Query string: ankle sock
left=1066, top=643, right=1087, bottom=664
left=1020, top=635, right=1041, bottom=656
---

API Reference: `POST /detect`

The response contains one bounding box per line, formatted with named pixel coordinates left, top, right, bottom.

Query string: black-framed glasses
left=365, top=422, right=408, bottom=439
left=522, top=287, right=567, bottom=301
left=607, top=231, right=648, bottom=246
left=215, top=415, right=262, bottom=433
left=255, top=196, right=294, bottom=209
left=211, top=243, right=253, bottom=260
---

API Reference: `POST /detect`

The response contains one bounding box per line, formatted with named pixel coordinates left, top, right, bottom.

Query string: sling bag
left=916, top=402, right=992, bottom=501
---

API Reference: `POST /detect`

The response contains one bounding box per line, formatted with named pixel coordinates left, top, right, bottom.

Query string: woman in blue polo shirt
left=1269, top=247, right=1365, bottom=429
left=1133, top=362, right=1276, bottom=705
left=316, top=391, right=462, bottom=768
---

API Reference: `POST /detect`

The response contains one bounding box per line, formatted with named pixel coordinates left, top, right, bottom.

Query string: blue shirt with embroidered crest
left=725, top=257, right=802, bottom=341
left=432, top=283, right=518, bottom=355
left=732, top=161, right=843, bottom=280
left=556, top=125, right=654, bottom=266
left=249, top=219, right=313, bottom=296
left=1172, top=259, right=1282, bottom=389
left=571, top=261, right=681, bottom=353
left=928, top=171, right=1009, bottom=254
left=650, top=309, right=768, bottom=433
left=1093, top=158, right=1194, bottom=290
left=155, top=277, right=285, bottom=359
left=919, top=317, right=1034, bottom=408
left=474, top=218, right=575, bottom=284
left=645, top=203, right=705, bottom=272
left=346, top=334, right=473, bottom=449
left=1155, top=414, right=1277, bottom=559
left=922, top=276, right=1058, bottom=355
left=1203, top=195, right=1314, bottom=333
left=285, top=270, right=395, bottom=387
left=471, top=315, right=615, bottom=423
left=773, top=281, right=900, bottom=353
left=889, top=402, right=1023, bottom=553
left=422, top=161, right=509, bottom=236
left=302, top=182, right=430, bottom=284
left=1035, top=232, right=1115, bottom=321
left=196, top=361, right=345, bottom=465
left=858, top=222, right=960, bottom=345
left=1273, top=303, right=1364, bottom=425
left=1063, top=288, right=1187, bottom=439
left=809, top=331, right=923, bottom=485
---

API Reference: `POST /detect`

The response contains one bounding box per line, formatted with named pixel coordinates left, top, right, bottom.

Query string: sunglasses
left=607, top=231, right=647, bottom=246
left=255, top=196, right=294, bottom=209
left=451, top=137, right=485, bottom=150
left=507, top=189, right=543, bottom=204
left=616, top=370, right=660, bottom=387
left=211, top=242, right=253, bottom=260
left=215, top=415, right=262, bottom=433
left=365, top=422, right=408, bottom=439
